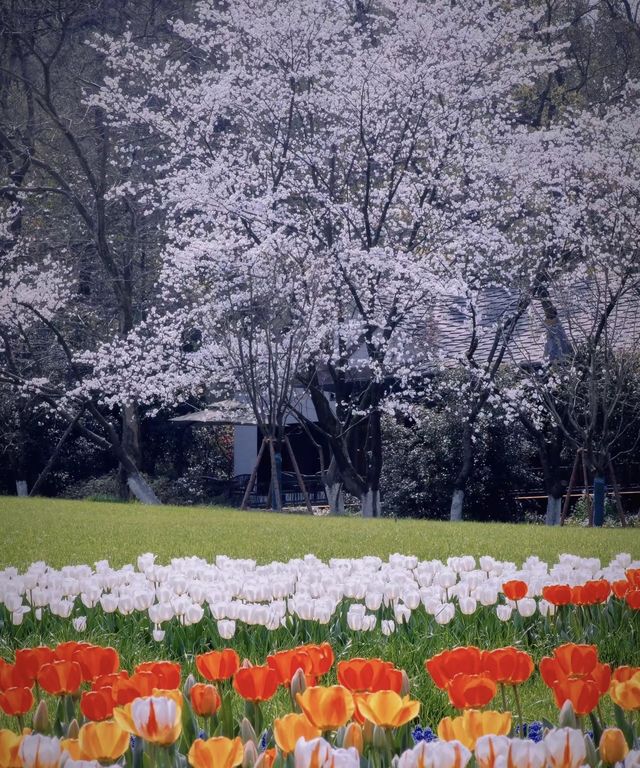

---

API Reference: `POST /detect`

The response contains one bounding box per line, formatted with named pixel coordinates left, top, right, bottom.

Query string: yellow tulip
left=343, top=723, right=364, bottom=753
left=356, top=691, right=420, bottom=729
left=273, top=713, right=321, bottom=754
left=0, top=730, right=22, bottom=768
left=113, top=696, right=182, bottom=746
left=296, top=686, right=355, bottom=731
left=599, top=728, right=629, bottom=765
left=59, top=738, right=84, bottom=760
left=78, top=720, right=130, bottom=761
left=188, top=736, right=244, bottom=768
left=437, top=710, right=512, bottom=750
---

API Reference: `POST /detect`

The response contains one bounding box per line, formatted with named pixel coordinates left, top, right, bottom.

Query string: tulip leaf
left=180, top=694, right=198, bottom=753
left=589, top=712, right=603, bottom=746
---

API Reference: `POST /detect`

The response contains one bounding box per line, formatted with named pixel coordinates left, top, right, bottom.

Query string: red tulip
left=38, top=660, right=83, bottom=695
left=0, top=686, right=34, bottom=717
left=502, top=581, right=528, bottom=601
left=80, top=689, right=114, bottom=721
left=233, top=666, right=279, bottom=702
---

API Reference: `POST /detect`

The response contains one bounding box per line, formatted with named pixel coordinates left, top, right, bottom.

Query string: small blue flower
left=259, top=732, right=268, bottom=752
left=198, top=730, right=206, bottom=740
left=421, top=727, right=436, bottom=743
left=130, top=736, right=137, bottom=749
left=527, top=722, right=544, bottom=743
left=411, top=726, right=424, bottom=743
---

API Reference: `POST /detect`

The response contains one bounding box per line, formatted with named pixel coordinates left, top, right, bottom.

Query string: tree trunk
left=593, top=474, right=606, bottom=527
left=323, top=459, right=345, bottom=515
left=450, top=422, right=473, bottom=521
left=118, top=403, right=141, bottom=500
left=360, top=488, right=381, bottom=518
left=450, top=488, right=465, bottom=521
left=545, top=495, right=562, bottom=526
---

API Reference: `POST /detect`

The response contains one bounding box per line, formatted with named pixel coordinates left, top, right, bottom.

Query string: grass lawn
left=1, top=496, right=640, bottom=729
left=1, top=496, right=639, bottom=569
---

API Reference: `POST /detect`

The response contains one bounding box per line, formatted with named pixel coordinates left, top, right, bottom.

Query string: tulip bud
left=343, top=723, right=364, bottom=754
left=362, top=719, right=375, bottom=745
left=243, top=740, right=258, bottom=768
left=183, top=673, right=196, bottom=698
left=400, top=669, right=410, bottom=697
left=583, top=734, right=598, bottom=768
left=599, top=728, right=629, bottom=765
left=33, top=700, right=49, bottom=734
left=240, top=717, right=258, bottom=746
left=372, top=725, right=388, bottom=750
left=241, top=658, right=253, bottom=669
left=558, top=700, right=577, bottom=729
left=66, top=719, right=79, bottom=740
left=290, top=667, right=307, bottom=711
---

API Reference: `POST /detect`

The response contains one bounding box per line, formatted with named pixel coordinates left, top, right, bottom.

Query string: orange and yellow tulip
left=437, top=710, right=512, bottom=750
left=609, top=668, right=640, bottom=710
left=599, top=728, right=629, bottom=764
left=355, top=690, right=419, bottom=728
left=0, top=730, right=22, bottom=768
left=187, top=736, right=243, bottom=768
left=78, top=720, right=129, bottom=761
left=296, top=685, right=355, bottom=731
left=273, top=713, right=321, bottom=754
left=196, top=650, right=240, bottom=682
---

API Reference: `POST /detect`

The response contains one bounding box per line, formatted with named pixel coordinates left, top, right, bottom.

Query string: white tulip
left=73, top=616, right=87, bottom=632
left=217, top=619, right=236, bottom=639
left=381, top=619, right=395, bottom=635
left=434, top=603, right=455, bottom=625
left=100, top=593, right=118, bottom=613
left=517, top=598, right=537, bottom=617
left=459, top=597, right=477, bottom=615
left=496, top=605, right=513, bottom=621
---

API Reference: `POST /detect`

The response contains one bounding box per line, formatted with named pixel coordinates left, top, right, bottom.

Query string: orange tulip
left=296, top=685, right=355, bottom=731
left=113, top=695, right=182, bottom=745
left=438, top=710, right=512, bottom=750
left=112, top=671, right=160, bottom=705
left=337, top=659, right=403, bottom=693
left=626, top=569, right=640, bottom=588
left=0, top=729, right=22, bottom=768
left=188, top=736, right=243, bottom=768
left=14, top=648, right=54, bottom=683
left=0, top=687, right=34, bottom=717
left=232, top=666, right=279, bottom=702
left=0, top=660, right=32, bottom=691
left=550, top=677, right=601, bottom=716
left=135, top=661, right=181, bottom=689
left=78, top=720, right=129, bottom=761
left=190, top=684, right=222, bottom=717
left=609, top=669, right=640, bottom=710
left=267, top=648, right=316, bottom=686
left=257, top=748, right=277, bottom=768
left=356, top=690, right=420, bottom=728
left=196, top=650, right=240, bottom=682
left=80, top=689, right=114, bottom=721
left=570, top=581, right=611, bottom=606
left=484, top=648, right=534, bottom=686
left=426, top=647, right=488, bottom=690
left=540, top=644, right=610, bottom=688
left=59, top=737, right=84, bottom=760
left=612, top=580, right=630, bottom=599
left=37, top=660, right=82, bottom=695
left=600, top=728, right=629, bottom=764
left=74, top=646, right=119, bottom=683
left=304, top=644, right=335, bottom=676
left=502, top=580, right=528, bottom=601
left=447, top=674, right=497, bottom=709
left=54, top=641, right=91, bottom=662
left=542, top=585, right=572, bottom=606
left=273, top=713, right=321, bottom=754
left=626, top=590, right=640, bottom=610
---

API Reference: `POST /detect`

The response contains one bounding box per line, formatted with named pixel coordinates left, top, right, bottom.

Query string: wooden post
left=560, top=449, right=581, bottom=526
left=607, top=454, right=627, bottom=528
left=240, top=436, right=267, bottom=510
left=581, top=449, right=593, bottom=527
left=29, top=410, right=83, bottom=497
left=285, top=435, right=313, bottom=515
left=268, top=437, right=283, bottom=511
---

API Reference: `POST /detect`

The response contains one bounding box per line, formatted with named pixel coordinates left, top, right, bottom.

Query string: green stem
left=512, top=685, right=524, bottom=735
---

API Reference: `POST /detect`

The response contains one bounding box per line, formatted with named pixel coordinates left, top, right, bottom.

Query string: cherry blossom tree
left=85, top=0, right=570, bottom=517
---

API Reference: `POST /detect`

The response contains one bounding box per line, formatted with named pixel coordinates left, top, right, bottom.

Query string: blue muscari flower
left=527, top=722, right=544, bottom=743
left=130, top=736, right=137, bottom=749
left=412, top=725, right=436, bottom=743
left=422, top=727, right=436, bottom=743
left=198, top=730, right=206, bottom=740
left=412, top=726, right=424, bottom=743
left=259, top=732, right=268, bottom=752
